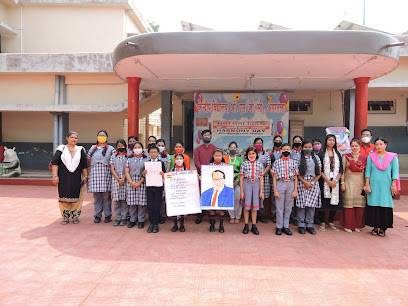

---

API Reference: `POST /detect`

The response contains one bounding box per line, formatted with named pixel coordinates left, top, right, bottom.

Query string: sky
left=135, top=0, right=408, bottom=34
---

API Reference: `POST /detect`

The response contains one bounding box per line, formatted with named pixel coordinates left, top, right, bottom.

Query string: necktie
left=211, top=190, right=218, bottom=207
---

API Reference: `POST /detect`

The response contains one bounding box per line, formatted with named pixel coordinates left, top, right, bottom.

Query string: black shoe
left=147, top=224, right=154, bottom=233
left=251, top=224, right=259, bottom=235
left=159, top=217, right=166, bottom=224
left=113, top=220, right=121, bottom=227
left=242, top=224, right=249, bottom=234
left=209, top=220, right=215, bottom=232
left=378, top=229, right=386, bottom=237
left=127, top=221, right=136, bottom=228
left=275, top=228, right=282, bottom=235
left=171, top=222, right=179, bottom=232
left=179, top=223, right=186, bottom=232
left=195, top=215, right=203, bottom=224
left=219, top=223, right=225, bottom=233
left=306, top=227, right=316, bottom=235
left=119, top=220, right=127, bottom=226
left=371, top=228, right=379, bottom=236
left=137, top=222, right=144, bottom=229
left=298, top=227, right=306, bottom=234
left=104, top=216, right=112, bottom=223
left=258, top=215, right=267, bottom=223
left=152, top=224, right=159, bottom=233
left=94, top=216, right=101, bottom=224
left=283, top=228, right=293, bottom=236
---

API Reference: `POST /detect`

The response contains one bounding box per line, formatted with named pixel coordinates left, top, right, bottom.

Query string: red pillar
left=127, top=77, right=141, bottom=138
left=354, top=77, right=370, bottom=137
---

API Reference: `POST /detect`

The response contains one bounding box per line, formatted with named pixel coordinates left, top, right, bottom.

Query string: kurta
left=365, top=154, right=399, bottom=208
left=343, top=155, right=366, bottom=208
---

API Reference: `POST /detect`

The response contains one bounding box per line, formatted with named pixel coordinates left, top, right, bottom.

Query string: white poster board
left=164, top=170, right=201, bottom=217
left=144, top=161, right=163, bottom=187
left=200, top=165, right=234, bottom=210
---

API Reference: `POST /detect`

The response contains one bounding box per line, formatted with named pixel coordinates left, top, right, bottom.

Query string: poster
left=200, top=165, right=234, bottom=210
left=325, top=127, right=351, bottom=155
left=144, top=161, right=163, bottom=187
left=164, top=170, right=201, bottom=217
left=194, top=92, right=289, bottom=153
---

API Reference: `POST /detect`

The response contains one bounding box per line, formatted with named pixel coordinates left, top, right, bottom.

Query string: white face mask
left=158, top=146, right=165, bottom=153
left=361, top=136, right=371, bottom=144
left=175, top=159, right=184, bottom=166
left=133, top=148, right=143, bottom=155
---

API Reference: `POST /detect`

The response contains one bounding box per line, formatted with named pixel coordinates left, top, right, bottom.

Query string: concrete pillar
left=127, top=77, right=141, bottom=138
left=161, top=91, right=173, bottom=146
left=53, top=75, right=68, bottom=151
left=344, top=89, right=356, bottom=138
left=354, top=77, right=370, bottom=137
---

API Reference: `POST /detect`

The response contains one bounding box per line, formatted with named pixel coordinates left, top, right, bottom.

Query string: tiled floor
left=1, top=185, right=408, bottom=305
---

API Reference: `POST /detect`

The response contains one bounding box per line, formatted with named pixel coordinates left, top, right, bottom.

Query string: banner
left=164, top=170, right=201, bottom=217
left=194, top=92, right=289, bottom=153
left=325, top=127, right=351, bottom=155
left=200, top=165, right=234, bottom=210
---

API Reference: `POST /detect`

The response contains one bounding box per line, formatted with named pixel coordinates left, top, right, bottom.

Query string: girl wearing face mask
left=127, top=136, right=138, bottom=157
left=312, top=139, right=322, bottom=155
left=240, top=146, right=264, bottom=235
left=272, top=144, right=298, bottom=236
left=110, top=139, right=128, bottom=226
left=169, top=141, right=191, bottom=170
left=87, top=130, right=115, bottom=224
left=291, top=135, right=303, bottom=162
left=125, top=142, right=147, bottom=229
left=224, top=142, right=243, bottom=224
left=170, top=154, right=188, bottom=232
left=317, top=134, right=344, bottom=231
left=341, top=138, right=366, bottom=233
left=296, top=140, right=322, bottom=235
left=155, top=139, right=169, bottom=224
left=253, top=137, right=271, bottom=223
left=272, top=135, right=283, bottom=160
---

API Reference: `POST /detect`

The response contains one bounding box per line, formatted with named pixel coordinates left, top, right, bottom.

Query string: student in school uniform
left=87, top=130, right=115, bottom=224
left=144, top=135, right=157, bottom=157
left=240, top=146, right=264, bottom=235
left=125, top=142, right=146, bottom=229
left=272, top=143, right=298, bottom=236
left=110, top=139, right=128, bottom=227
left=144, top=145, right=166, bottom=233
left=156, top=138, right=170, bottom=224
left=170, top=153, right=188, bottom=232
left=127, top=136, right=138, bottom=157
left=296, top=140, right=322, bottom=235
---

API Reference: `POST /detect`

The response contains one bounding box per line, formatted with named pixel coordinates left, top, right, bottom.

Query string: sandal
left=72, top=218, right=79, bottom=224
left=344, top=228, right=352, bottom=233
left=354, top=228, right=361, bottom=233
left=328, top=223, right=338, bottom=231
left=61, top=218, right=69, bottom=225
left=319, top=223, right=326, bottom=232
left=371, top=228, right=379, bottom=236
left=378, top=229, right=386, bottom=237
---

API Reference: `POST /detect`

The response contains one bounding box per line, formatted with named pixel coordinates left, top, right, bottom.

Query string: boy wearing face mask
left=156, top=138, right=169, bottom=224
left=360, top=129, right=374, bottom=159
left=272, top=143, right=299, bottom=236
left=193, top=129, right=216, bottom=224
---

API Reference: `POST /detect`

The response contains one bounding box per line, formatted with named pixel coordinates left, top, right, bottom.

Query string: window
left=368, top=100, right=395, bottom=113
left=289, top=100, right=313, bottom=113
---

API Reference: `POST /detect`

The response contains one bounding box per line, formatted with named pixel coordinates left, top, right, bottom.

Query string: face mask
left=175, top=147, right=184, bottom=154
left=229, top=149, right=237, bottom=155
left=117, top=147, right=126, bottom=153
left=158, top=146, right=165, bottom=153
left=128, top=143, right=135, bottom=149
left=361, top=136, right=371, bottom=144
left=254, top=144, right=263, bottom=152
left=313, top=144, right=322, bottom=152
left=175, top=159, right=184, bottom=166
left=303, top=149, right=313, bottom=155
left=97, top=135, right=107, bottom=144
left=133, top=148, right=143, bottom=155
left=293, top=143, right=302, bottom=148
left=249, top=156, right=256, bottom=162
left=274, top=142, right=282, bottom=148
left=203, top=136, right=211, bottom=144
left=282, top=151, right=291, bottom=157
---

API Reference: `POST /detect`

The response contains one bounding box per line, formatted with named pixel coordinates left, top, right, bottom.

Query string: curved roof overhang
left=113, top=31, right=401, bottom=91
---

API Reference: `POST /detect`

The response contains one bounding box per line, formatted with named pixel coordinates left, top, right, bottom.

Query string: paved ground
left=1, top=185, right=408, bottom=305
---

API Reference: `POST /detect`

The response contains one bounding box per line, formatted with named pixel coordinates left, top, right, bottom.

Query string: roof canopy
left=113, top=31, right=401, bottom=91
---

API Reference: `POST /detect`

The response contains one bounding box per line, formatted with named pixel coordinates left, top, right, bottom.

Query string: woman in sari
left=51, top=131, right=88, bottom=224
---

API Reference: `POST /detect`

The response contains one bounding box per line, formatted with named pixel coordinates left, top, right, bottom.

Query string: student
left=169, top=140, right=191, bottom=170
left=296, top=140, right=322, bottom=235
left=207, top=149, right=228, bottom=233
left=240, top=146, right=264, bottom=235
left=224, top=142, right=243, bottom=224
left=110, top=139, right=128, bottom=226
left=125, top=142, right=146, bottom=229
left=272, top=143, right=298, bottom=236
left=144, top=136, right=157, bottom=157
left=156, top=138, right=170, bottom=224
left=87, top=130, right=115, bottom=224
left=127, top=136, right=138, bottom=157
left=144, top=145, right=166, bottom=233
left=193, top=129, right=216, bottom=224
left=312, top=138, right=322, bottom=155
left=170, top=153, right=188, bottom=232
left=272, top=135, right=283, bottom=160
left=253, top=137, right=271, bottom=223
left=291, top=135, right=303, bottom=162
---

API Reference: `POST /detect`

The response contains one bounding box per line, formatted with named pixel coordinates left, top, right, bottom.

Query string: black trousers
left=318, top=210, right=337, bottom=224
left=147, top=186, right=163, bottom=225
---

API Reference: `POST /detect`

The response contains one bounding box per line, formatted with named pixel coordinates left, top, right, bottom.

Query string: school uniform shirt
left=87, top=145, right=115, bottom=193
left=272, top=158, right=298, bottom=181
left=258, top=152, right=272, bottom=198
left=109, top=153, right=127, bottom=202
left=125, top=156, right=147, bottom=206
left=240, top=160, right=264, bottom=180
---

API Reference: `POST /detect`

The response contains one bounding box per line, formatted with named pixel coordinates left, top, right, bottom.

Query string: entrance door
left=182, top=101, right=194, bottom=152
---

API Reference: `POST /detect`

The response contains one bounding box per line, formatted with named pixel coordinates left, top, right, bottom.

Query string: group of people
left=51, top=127, right=400, bottom=237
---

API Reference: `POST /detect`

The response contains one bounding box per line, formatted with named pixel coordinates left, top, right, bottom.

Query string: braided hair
left=298, top=140, right=321, bottom=177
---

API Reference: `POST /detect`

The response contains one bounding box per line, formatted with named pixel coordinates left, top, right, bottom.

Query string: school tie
left=211, top=190, right=218, bottom=207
